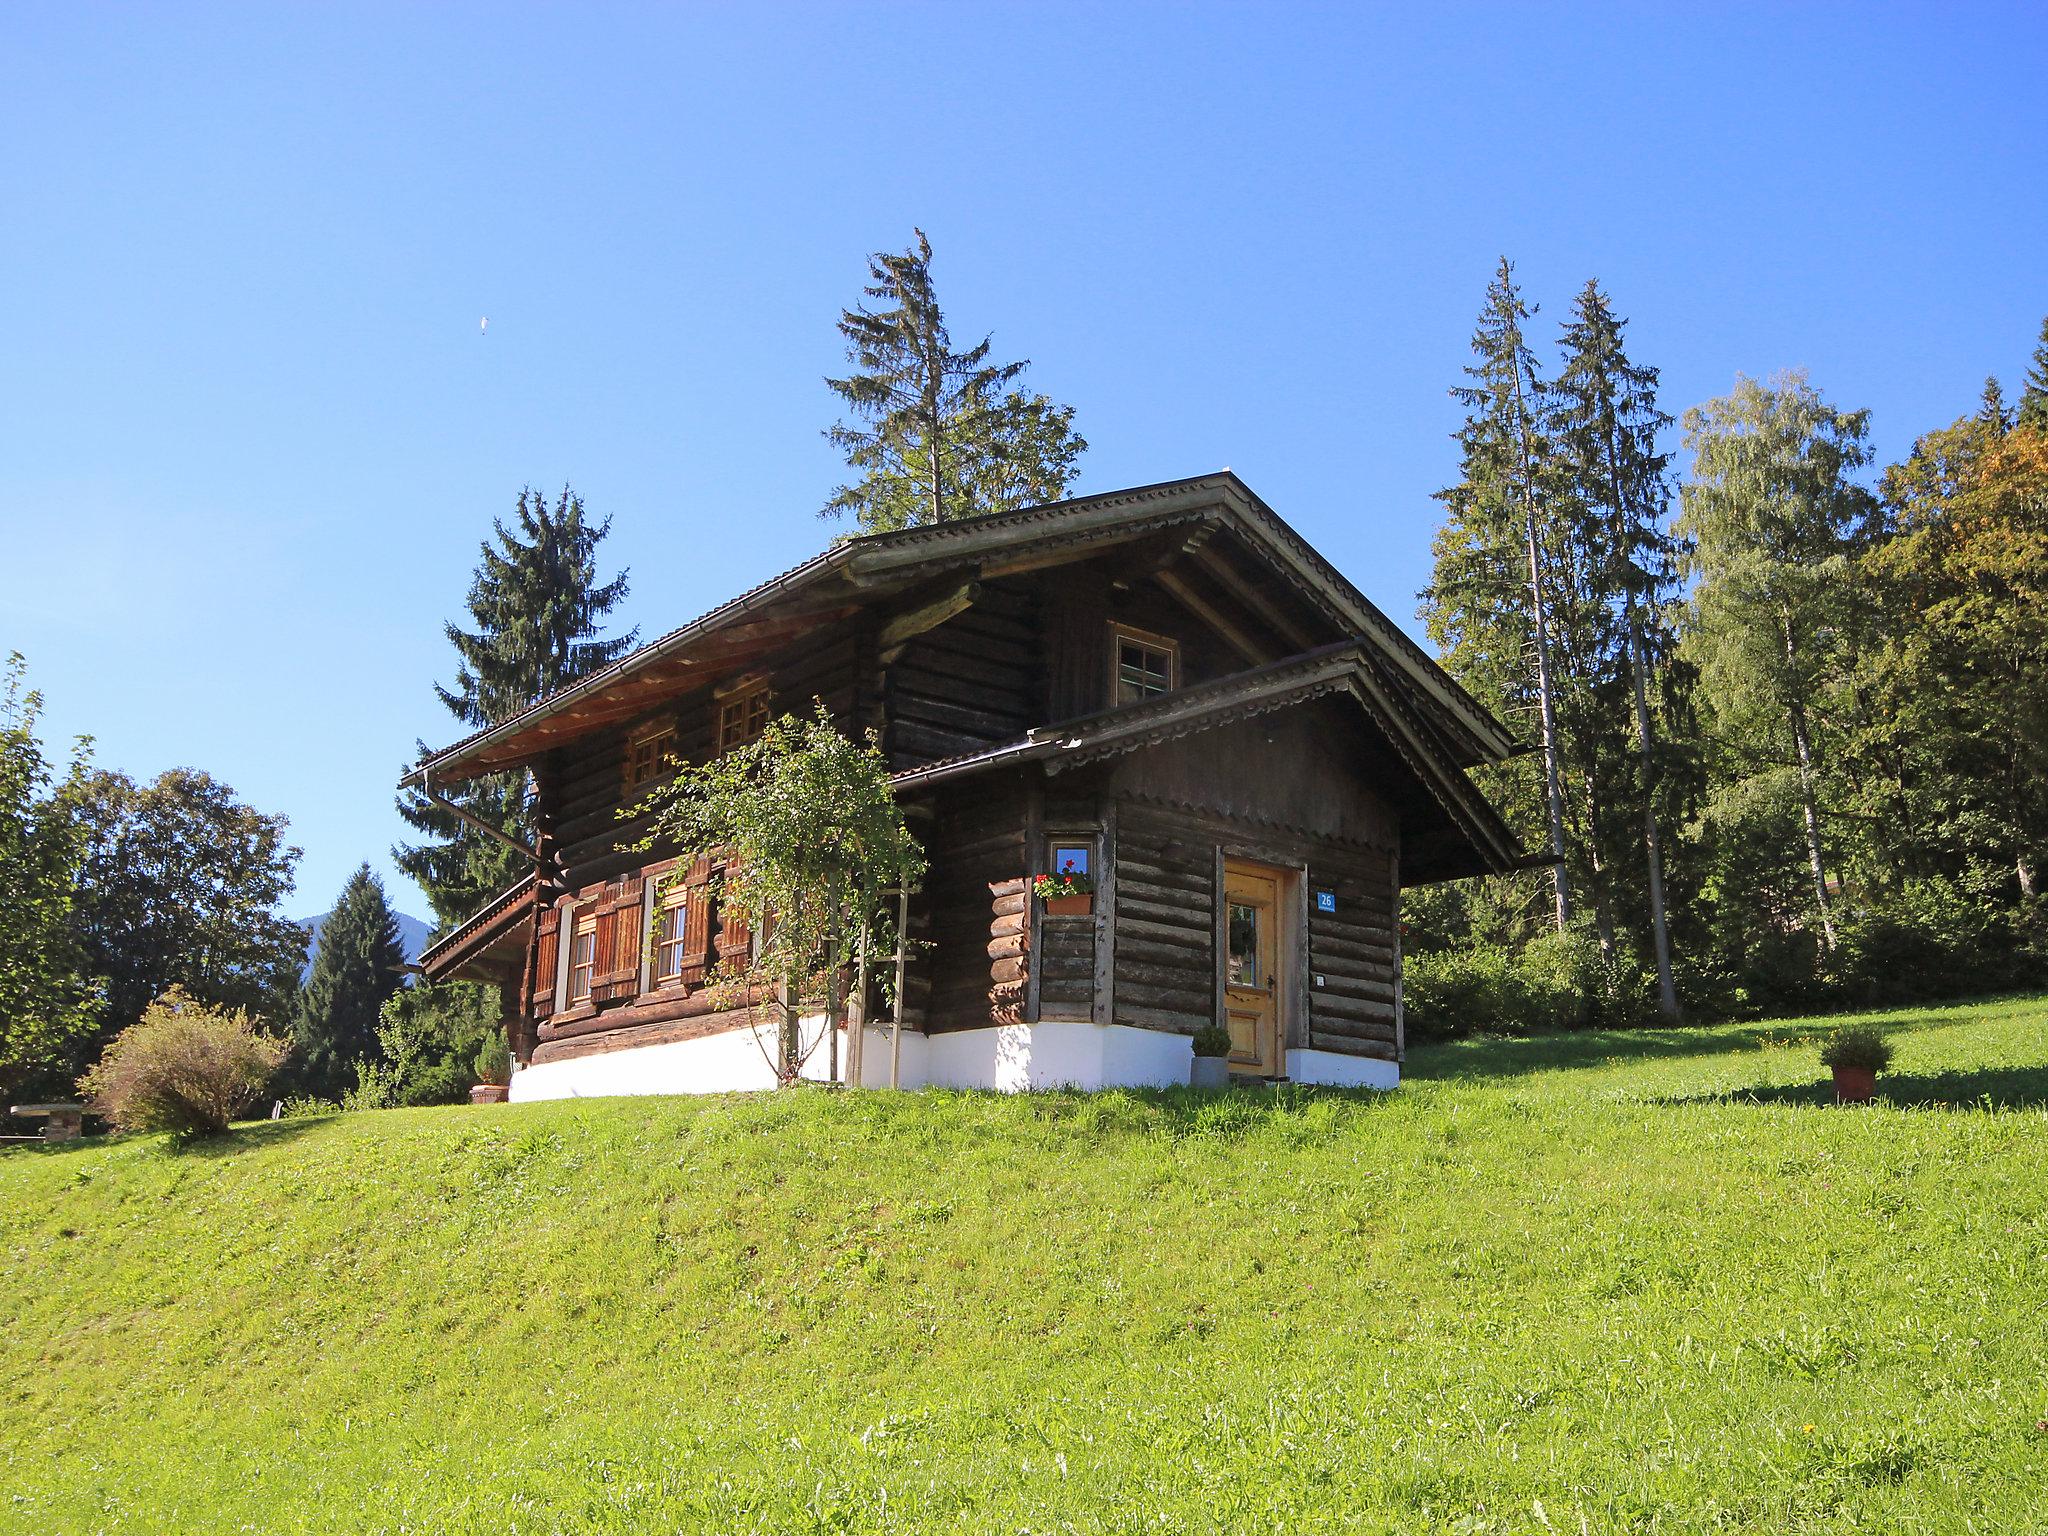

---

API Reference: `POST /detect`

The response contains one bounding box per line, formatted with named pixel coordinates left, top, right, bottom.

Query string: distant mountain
left=294, top=909, right=434, bottom=980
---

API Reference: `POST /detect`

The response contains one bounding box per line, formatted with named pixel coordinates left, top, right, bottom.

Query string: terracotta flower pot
left=470, top=1083, right=510, bottom=1105
left=1190, top=1055, right=1231, bottom=1089
left=1831, top=1065, right=1876, bottom=1105
left=1044, top=893, right=1093, bottom=917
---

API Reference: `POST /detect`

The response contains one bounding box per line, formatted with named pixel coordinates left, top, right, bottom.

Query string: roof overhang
left=890, top=644, right=1524, bottom=881
left=416, top=873, right=537, bottom=985
left=402, top=473, right=1515, bottom=788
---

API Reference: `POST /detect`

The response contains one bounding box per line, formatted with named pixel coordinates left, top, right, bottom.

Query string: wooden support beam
left=1155, top=568, right=1277, bottom=668
left=877, top=581, right=980, bottom=664
left=1191, top=543, right=1321, bottom=652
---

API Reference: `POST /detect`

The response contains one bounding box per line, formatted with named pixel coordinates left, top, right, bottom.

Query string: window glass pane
left=1050, top=843, right=1090, bottom=878
left=1116, top=640, right=1172, bottom=702
left=1227, top=903, right=1261, bottom=987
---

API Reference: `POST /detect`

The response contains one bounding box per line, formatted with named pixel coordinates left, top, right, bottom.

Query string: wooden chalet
left=407, top=473, right=1523, bottom=1096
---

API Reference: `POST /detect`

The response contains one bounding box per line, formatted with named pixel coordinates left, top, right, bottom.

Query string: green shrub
left=1190, top=1025, right=1231, bottom=1058
left=1402, top=923, right=1656, bottom=1041
left=276, top=1095, right=338, bottom=1119
left=474, top=1032, right=511, bottom=1086
left=1819, top=1025, right=1894, bottom=1074
left=1831, top=876, right=2041, bottom=1005
left=77, top=987, right=287, bottom=1136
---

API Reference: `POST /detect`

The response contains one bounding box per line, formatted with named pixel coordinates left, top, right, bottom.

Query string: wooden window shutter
left=715, top=858, right=752, bottom=967
left=677, top=856, right=716, bottom=984
left=590, top=876, right=644, bottom=1003
left=532, top=907, right=560, bottom=1019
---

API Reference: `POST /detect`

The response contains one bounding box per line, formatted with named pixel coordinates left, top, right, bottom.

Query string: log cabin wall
left=883, top=579, right=1039, bottom=771
left=913, top=777, right=1030, bottom=1033
left=1082, top=698, right=1405, bottom=1062
left=1101, top=799, right=1400, bottom=1061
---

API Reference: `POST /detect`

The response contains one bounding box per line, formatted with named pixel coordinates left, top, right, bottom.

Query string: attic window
left=716, top=679, right=772, bottom=754
left=1110, top=624, right=1178, bottom=705
left=624, top=723, right=677, bottom=790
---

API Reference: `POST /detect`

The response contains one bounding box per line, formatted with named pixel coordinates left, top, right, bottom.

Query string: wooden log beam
left=878, top=581, right=981, bottom=664
left=1154, top=568, right=1276, bottom=669
left=1191, top=543, right=1322, bottom=652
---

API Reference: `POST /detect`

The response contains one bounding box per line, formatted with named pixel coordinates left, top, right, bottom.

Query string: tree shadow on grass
left=1404, top=993, right=2048, bottom=1085
left=1655, top=1062, right=2048, bottom=1114
left=1, top=1115, right=334, bottom=1160
left=1405, top=1022, right=1788, bottom=1083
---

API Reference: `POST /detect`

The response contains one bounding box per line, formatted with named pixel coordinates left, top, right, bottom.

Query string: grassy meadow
left=3, top=994, right=2045, bottom=1533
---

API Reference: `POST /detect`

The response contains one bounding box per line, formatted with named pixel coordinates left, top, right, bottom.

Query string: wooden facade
left=410, top=474, right=1522, bottom=1091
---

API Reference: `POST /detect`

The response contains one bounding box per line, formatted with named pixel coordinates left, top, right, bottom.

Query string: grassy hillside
left=4, top=996, right=2045, bottom=1534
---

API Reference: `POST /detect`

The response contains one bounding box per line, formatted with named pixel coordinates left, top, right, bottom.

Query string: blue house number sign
left=1314, top=889, right=1337, bottom=914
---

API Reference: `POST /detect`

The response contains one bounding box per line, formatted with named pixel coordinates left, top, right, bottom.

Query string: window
left=716, top=679, right=771, bottom=754
left=1110, top=624, right=1178, bottom=705
left=1049, top=841, right=1092, bottom=880
left=567, top=917, right=597, bottom=1001
left=653, top=893, right=688, bottom=984
left=624, top=724, right=677, bottom=790
left=1227, top=901, right=1262, bottom=987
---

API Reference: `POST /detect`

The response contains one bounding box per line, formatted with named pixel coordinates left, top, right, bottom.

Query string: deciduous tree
left=0, top=655, right=101, bottom=1103
left=67, top=766, right=303, bottom=1038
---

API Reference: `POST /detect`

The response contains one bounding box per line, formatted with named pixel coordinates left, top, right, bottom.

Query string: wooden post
left=890, top=886, right=909, bottom=1089
left=826, top=913, right=842, bottom=1086
left=850, top=923, right=871, bottom=1088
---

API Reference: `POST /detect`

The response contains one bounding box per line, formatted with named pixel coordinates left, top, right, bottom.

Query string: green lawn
left=4, top=996, right=2045, bottom=1534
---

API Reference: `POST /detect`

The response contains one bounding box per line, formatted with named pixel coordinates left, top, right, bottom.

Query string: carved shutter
left=532, top=907, right=560, bottom=1019
left=715, top=858, right=752, bottom=968
left=664, top=856, right=706, bottom=986
left=591, top=875, right=645, bottom=1003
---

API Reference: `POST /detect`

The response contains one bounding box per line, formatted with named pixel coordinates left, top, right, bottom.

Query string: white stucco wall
left=1285, top=1047, right=1400, bottom=1091
left=509, top=1020, right=1397, bottom=1100
left=923, top=1021, right=1192, bottom=1092
left=509, top=1019, right=1196, bottom=1099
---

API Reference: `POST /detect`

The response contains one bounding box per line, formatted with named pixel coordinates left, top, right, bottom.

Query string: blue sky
left=4, top=2, right=2044, bottom=921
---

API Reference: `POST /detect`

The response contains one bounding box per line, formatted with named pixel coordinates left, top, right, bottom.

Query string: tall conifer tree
left=1427, top=258, right=1575, bottom=930
left=293, top=864, right=408, bottom=1098
left=396, top=486, right=636, bottom=927
left=823, top=229, right=1085, bottom=534
left=2018, top=314, right=2048, bottom=430
left=1552, top=281, right=1686, bottom=1014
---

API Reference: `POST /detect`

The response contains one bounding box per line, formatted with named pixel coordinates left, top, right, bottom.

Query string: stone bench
left=8, top=1104, right=85, bottom=1142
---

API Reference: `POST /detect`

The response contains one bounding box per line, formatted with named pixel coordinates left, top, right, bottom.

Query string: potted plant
left=1190, top=1025, right=1233, bottom=1088
left=470, top=1034, right=512, bottom=1105
left=1034, top=864, right=1095, bottom=918
left=1819, top=1025, right=1892, bottom=1105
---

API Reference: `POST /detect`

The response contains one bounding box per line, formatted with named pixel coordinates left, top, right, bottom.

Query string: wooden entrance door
left=1222, top=860, right=1284, bottom=1076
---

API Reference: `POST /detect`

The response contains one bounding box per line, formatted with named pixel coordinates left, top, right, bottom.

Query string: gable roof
left=890, top=642, right=1524, bottom=881
left=402, top=472, right=1515, bottom=787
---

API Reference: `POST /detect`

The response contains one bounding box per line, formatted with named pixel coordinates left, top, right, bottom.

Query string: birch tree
left=1678, top=373, right=1878, bottom=953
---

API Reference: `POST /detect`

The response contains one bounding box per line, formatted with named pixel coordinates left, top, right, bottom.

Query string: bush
left=1819, top=1025, right=1894, bottom=1074
left=77, top=987, right=287, bottom=1136
left=1830, top=876, right=2043, bottom=1005
left=1190, top=1025, right=1231, bottom=1058
left=1403, top=925, right=1658, bottom=1042
left=370, top=980, right=501, bottom=1106
left=474, top=1032, right=510, bottom=1086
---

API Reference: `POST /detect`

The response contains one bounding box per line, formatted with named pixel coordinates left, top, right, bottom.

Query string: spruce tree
left=823, top=229, right=1086, bottom=533
left=2019, top=314, right=2048, bottom=430
left=1978, top=376, right=2010, bottom=434
left=1426, top=257, right=1575, bottom=931
left=396, top=486, right=636, bottom=927
left=293, top=865, right=408, bottom=1099
left=1552, top=280, right=1685, bottom=1015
